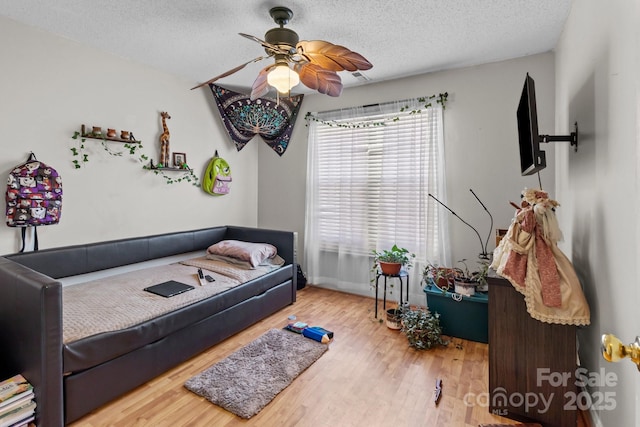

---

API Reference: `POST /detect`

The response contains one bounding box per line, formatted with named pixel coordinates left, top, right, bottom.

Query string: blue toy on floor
left=302, top=326, right=334, bottom=343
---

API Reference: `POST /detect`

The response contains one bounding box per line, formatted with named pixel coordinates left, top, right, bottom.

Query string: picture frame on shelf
left=173, top=152, right=186, bottom=168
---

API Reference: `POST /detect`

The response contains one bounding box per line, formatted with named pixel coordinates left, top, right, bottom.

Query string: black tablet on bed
left=144, top=280, right=195, bottom=298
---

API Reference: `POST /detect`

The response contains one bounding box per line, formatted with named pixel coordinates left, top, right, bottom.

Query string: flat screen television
left=517, top=73, right=546, bottom=176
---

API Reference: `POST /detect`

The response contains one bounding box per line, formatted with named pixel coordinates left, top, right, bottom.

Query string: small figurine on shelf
left=159, top=112, right=171, bottom=166
left=120, top=130, right=130, bottom=140
left=92, top=126, right=102, bottom=137
left=107, top=129, right=116, bottom=138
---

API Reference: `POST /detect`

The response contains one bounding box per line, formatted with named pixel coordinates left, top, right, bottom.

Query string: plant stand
left=374, top=270, right=409, bottom=318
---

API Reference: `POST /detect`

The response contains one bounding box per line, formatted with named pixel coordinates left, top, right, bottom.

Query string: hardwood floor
left=70, top=286, right=581, bottom=427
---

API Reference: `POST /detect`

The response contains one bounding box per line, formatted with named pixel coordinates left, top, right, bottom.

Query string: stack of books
left=0, top=375, right=36, bottom=427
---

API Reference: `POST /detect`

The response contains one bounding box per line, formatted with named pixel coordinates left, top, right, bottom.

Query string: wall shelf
left=144, top=160, right=200, bottom=185
left=80, top=124, right=141, bottom=144
left=146, top=166, right=192, bottom=172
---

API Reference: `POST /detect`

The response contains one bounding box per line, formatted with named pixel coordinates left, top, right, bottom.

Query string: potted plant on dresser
left=371, top=245, right=415, bottom=329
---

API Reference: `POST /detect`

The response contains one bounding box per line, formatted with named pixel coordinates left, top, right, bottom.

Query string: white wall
left=555, top=0, right=639, bottom=425
left=0, top=17, right=259, bottom=255
left=259, top=53, right=556, bottom=303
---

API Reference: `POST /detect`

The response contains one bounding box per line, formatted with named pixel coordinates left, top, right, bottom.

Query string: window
left=305, top=97, right=449, bottom=295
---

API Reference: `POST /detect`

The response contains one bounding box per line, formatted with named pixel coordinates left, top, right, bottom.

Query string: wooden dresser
left=488, top=275, right=577, bottom=427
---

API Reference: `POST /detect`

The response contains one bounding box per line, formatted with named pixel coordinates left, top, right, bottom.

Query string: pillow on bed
left=206, top=240, right=281, bottom=268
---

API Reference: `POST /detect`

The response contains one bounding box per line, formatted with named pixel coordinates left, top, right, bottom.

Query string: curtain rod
left=316, top=95, right=441, bottom=116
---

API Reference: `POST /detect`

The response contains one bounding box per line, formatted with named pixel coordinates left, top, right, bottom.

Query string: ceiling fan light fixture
left=267, top=63, right=300, bottom=93
left=192, top=6, right=372, bottom=97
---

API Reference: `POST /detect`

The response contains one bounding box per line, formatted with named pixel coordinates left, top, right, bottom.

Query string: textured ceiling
left=1, top=0, right=572, bottom=94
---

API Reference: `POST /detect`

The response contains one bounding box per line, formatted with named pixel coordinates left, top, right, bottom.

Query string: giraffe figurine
left=159, top=111, right=171, bottom=167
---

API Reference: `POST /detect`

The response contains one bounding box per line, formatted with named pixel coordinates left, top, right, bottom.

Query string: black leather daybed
left=0, top=225, right=297, bottom=426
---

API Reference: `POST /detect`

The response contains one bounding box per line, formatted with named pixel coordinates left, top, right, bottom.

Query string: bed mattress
left=62, top=257, right=292, bottom=373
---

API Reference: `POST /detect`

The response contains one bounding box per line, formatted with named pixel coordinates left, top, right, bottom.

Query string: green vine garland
left=70, top=131, right=145, bottom=168
left=70, top=131, right=199, bottom=186
left=69, top=132, right=89, bottom=169
left=304, top=92, right=448, bottom=128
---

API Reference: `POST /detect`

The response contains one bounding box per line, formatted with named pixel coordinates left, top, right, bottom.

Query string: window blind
left=306, top=100, right=445, bottom=264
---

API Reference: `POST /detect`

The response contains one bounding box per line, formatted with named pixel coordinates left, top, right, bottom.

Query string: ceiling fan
left=191, top=6, right=373, bottom=99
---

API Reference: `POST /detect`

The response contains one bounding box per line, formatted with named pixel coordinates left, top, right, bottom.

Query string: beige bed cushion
left=180, top=256, right=283, bottom=281
left=205, top=253, right=285, bottom=269
left=62, top=257, right=277, bottom=344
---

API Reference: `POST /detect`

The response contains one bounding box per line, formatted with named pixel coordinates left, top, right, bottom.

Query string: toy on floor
left=284, top=316, right=333, bottom=343
left=434, top=378, right=442, bottom=405
left=284, top=315, right=307, bottom=333
left=285, top=321, right=308, bottom=333
left=303, top=326, right=334, bottom=344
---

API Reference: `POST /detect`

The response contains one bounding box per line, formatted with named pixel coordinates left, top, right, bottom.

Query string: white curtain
left=304, top=98, right=450, bottom=303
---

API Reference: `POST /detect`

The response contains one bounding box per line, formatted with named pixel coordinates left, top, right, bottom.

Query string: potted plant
left=452, top=259, right=477, bottom=296
left=385, top=303, right=406, bottom=330
left=423, top=259, right=489, bottom=296
left=371, top=244, right=415, bottom=275
left=400, top=307, right=447, bottom=349
left=422, top=262, right=458, bottom=293
left=472, top=259, right=490, bottom=292
left=452, top=259, right=490, bottom=296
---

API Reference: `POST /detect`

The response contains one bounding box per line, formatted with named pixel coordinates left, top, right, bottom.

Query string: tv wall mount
left=540, top=121, right=578, bottom=152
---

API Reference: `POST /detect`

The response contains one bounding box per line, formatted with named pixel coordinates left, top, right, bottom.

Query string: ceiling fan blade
left=296, top=63, right=343, bottom=97
left=250, top=65, right=276, bottom=100
left=297, top=40, right=373, bottom=72
left=239, top=33, right=290, bottom=55
left=190, top=56, right=266, bottom=90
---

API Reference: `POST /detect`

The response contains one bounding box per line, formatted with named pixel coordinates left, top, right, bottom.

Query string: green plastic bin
left=423, top=283, right=488, bottom=343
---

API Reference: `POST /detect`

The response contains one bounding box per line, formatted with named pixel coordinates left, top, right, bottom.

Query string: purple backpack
left=6, top=153, right=62, bottom=250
